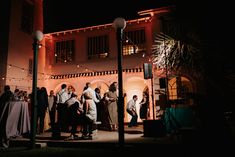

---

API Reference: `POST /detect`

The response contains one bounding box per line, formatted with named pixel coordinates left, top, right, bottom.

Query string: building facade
left=1, top=1, right=195, bottom=123
left=42, top=7, right=175, bottom=122
left=0, top=0, right=44, bottom=93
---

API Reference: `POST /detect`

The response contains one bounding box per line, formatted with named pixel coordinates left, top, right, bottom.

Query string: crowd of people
left=0, top=82, right=150, bottom=141
left=50, top=81, right=122, bottom=140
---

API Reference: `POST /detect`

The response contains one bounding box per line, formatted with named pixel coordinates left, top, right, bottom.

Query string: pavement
left=8, top=124, right=179, bottom=148
left=0, top=124, right=183, bottom=156
left=1, top=124, right=234, bottom=156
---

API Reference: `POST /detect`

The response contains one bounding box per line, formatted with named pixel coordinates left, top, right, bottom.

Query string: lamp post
left=30, top=30, right=43, bottom=148
left=113, top=17, right=126, bottom=147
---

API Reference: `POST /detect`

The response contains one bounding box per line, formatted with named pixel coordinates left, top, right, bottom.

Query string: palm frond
left=152, top=33, right=203, bottom=79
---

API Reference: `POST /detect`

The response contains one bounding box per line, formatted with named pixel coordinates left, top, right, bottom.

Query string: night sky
left=42, top=0, right=233, bottom=58
left=43, top=0, right=173, bottom=33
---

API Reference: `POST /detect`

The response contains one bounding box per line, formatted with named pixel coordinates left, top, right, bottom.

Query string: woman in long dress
left=139, top=92, right=149, bottom=120
left=105, top=83, right=118, bottom=131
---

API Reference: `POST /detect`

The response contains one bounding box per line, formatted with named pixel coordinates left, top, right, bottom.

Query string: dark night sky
left=43, top=0, right=173, bottom=33
left=43, top=0, right=233, bottom=50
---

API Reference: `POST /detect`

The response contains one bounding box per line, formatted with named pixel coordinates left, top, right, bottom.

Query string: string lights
left=4, top=63, right=52, bottom=81
left=3, top=63, right=143, bottom=81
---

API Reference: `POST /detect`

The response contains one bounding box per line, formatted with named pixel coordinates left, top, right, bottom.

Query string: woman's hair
left=4, top=85, right=11, bottom=92
left=109, top=83, right=116, bottom=92
left=61, top=84, right=67, bottom=89
left=95, top=88, right=100, bottom=93
left=133, top=95, right=138, bottom=99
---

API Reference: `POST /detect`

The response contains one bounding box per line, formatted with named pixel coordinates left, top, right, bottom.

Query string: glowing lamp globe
left=113, top=17, right=126, bottom=30
left=33, top=30, right=43, bottom=41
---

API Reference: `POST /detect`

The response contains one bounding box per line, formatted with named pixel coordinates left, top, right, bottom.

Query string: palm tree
left=152, top=32, right=203, bottom=80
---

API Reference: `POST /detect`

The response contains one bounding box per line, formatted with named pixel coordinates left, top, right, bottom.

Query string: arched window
left=168, top=76, right=193, bottom=105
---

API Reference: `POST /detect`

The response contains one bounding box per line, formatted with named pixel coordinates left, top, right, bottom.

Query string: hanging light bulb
left=142, top=53, right=145, bottom=57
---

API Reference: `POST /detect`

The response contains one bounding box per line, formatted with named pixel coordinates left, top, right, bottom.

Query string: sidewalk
left=9, top=125, right=178, bottom=148
left=2, top=125, right=229, bottom=156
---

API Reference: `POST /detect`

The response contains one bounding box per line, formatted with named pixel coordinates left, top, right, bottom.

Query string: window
left=21, top=0, right=34, bottom=34
left=123, top=29, right=146, bottom=55
left=168, top=76, right=193, bottom=105
left=87, top=35, right=109, bottom=59
left=55, top=40, right=75, bottom=63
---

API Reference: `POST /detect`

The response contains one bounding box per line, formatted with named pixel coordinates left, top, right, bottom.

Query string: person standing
left=81, top=91, right=97, bottom=140
left=0, top=85, right=13, bottom=148
left=48, top=90, right=57, bottom=129
left=126, top=95, right=138, bottom=127
left=37, top=87, right=49, bottom=134
left=105, top=83, right=118, bottom=131
left=139, top=92, right=149, bottom=120
left=99, top=93, right=112, bottom=131
left=94, top=87, right=102, bottom=122
left=65, top=92, right=83, bottom=140
left=81, top=82, right=100, bottom=105
left=80, top=82, right=99, bottom=139
left=56, top=84, right=69, bottom=133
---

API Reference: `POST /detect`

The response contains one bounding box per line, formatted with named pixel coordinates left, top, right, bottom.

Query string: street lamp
left=113, top=17, right=126, bottom=147
left=30, top=30, right=43, bottom=148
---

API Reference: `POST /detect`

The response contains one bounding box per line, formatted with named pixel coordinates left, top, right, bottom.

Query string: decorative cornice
left=138, top=6, right=174, bottom=17
left=45, top=17, right=152, bottom=37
